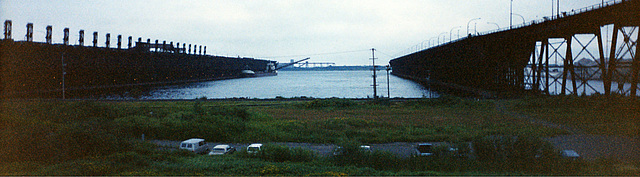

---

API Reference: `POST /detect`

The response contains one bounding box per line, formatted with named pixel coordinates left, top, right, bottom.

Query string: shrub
left=304, top=98, right=355, bottom=109
left=255, top=143, right=316, bottom=163
left=330, top=141, right=401, bottom=171
left=404, top=95, right=463, bottom=107
left=472, top=135, right=561, bottom=173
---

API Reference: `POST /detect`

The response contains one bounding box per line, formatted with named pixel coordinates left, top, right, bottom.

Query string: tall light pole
left=467, top=18, right=481, bottom=36
left=512, top=13, right=525, bottom=25
left=487, top=22, right=500, bottom=30
left=551, top=0, right=559, bottom=18
left=450, top=26, right=461, bottom=41
left=557, top=0, right=560, bottom=18
left=551, top=0, right=554, bottom=17
left=510, top=0, right=513, bottom=29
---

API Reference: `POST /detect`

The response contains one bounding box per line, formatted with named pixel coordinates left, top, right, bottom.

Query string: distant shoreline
left=278, top=65, right=387, bottom=71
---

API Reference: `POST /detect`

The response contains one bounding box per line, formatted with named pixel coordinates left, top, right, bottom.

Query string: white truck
left=179, top=138, right=209, bottom=154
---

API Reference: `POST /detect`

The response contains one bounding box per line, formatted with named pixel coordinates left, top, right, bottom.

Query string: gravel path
left=150, top=137, right=639, bottom=161
left=494, top=102, right=640, bottom=161
left=149, top=140, right=445, bottom=158
left=147, top=101, right=639, bottom=162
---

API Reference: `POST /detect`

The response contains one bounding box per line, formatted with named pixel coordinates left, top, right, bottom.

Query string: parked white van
left=179, top=138, right=209, bottom=154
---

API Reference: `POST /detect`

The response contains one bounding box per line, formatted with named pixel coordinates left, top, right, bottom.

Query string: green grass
left=1, top=96, right=638, bottom=175
left=506, top=95, right=640, bottom=136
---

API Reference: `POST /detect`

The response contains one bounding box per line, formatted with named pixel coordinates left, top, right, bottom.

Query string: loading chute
left=275, top=57, right=310, bottom=70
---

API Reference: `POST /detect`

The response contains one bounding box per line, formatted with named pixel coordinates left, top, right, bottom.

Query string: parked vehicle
left=332, top=145, right=372, bottom=155
left=561, top=150, right=580, bottom=160
left=179, top=138, right=209, bottom=154
left=415, top=143, right=433, bottom=156
left=247, top=143, right=263, bottom=154
left=208, top=144, right=236, bottom=155
left=359, top=145, right=372, bottom=152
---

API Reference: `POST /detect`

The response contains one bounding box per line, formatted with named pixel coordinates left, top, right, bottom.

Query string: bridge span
left=390, top=0, right=639, bottom=97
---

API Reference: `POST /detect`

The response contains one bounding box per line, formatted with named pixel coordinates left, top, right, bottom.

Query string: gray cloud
left=1, top=0, right=605, bottom=65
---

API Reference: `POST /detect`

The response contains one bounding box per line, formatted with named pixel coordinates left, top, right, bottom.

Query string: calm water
left=137, top=70, right=436, bottom=99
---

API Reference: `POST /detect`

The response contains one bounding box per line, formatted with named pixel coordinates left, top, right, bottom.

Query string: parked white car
left=208, top=144, right=236, bottom=155
left=332, top=145, right=373, bottom=155
left=247, top=143, right=263, bottom=154
left=561, top=150, right=580, bottom=160
left=179, top=138, right=209, bottom=154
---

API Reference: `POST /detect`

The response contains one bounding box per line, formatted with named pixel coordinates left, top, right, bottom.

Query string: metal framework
left=390, top=0, right=639, bottom=97
left=525, top=26, right=639, bottom=96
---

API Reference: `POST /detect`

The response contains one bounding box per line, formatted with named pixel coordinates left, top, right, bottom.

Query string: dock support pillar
left=536, top=39, right=546, bottom=92
left=597, top=26, right=609, bottom=95
left=561, top=36, right=577, bottom=95
left=4, top=20, right=11, bottom=40
left=45, top=26, right=52, bottom=44
left=162, top=40, right=166, bottom=52
left=63, top=28, right=69, bottom=45
left=631, top=25, right=640, bottom=96
left=117, top=35, right=122, bottom=49
left=605, top=24, right=619, bottom=95
left=92, top=32, right=98, bottom=47
left=26, top=23, right=33, bottom=42
left=128, top=36, right=132, bottom=49
left=105, top=33, right=110, bottom=48
left=544, top=39, right=550, bottom=94
left=79, top=30, right=84, bottom=46
left=568, top=36, right=577, bottom=95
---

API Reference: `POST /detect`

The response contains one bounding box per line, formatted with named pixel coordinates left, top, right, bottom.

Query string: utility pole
left=386, top=65, right=391, bottom=98
left=371, top=48, right=378, bottom=99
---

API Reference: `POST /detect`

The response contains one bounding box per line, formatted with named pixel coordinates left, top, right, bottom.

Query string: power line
left=261, top=49, right=370, bottom=59
left=374, top=50, right=395, bottom=59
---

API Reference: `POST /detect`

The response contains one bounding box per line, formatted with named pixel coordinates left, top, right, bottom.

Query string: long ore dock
left=1, top=20, right=277, bottom=99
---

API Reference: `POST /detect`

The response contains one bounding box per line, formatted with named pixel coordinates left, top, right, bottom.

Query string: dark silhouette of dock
left=1, top=20, right=277, bottom=99
left=390, top=0, right=639, bottom=97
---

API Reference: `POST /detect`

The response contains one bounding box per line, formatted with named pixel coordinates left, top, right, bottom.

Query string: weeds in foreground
left=1, top=96, right=638, bottom=175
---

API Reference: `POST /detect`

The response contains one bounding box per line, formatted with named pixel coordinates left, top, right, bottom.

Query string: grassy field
left=505, top=95, right=640, bottom=137
left=1, top=96, right=638, bottom=175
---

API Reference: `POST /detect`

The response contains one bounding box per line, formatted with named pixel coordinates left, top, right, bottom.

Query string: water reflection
left=134, top=70, right=437, bottom=99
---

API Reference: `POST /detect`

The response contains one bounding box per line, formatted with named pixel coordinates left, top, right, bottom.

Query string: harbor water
left=133, top=70, right=436, bottom=99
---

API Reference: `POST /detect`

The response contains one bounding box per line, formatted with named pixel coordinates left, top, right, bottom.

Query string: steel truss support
left=527, top=24, right=638, bottom=97
left=526, top=39, right=554, bottom=94
left=597, top=26, right=609, bottom=94
left=561, top=36, right=578, bottom=95
left=604, top=25, right=638, bottom=96
left=632, top=25, right=640, bottom=96
left=548, top=39, right=567, bottom=94
left=572, top=33, right=602, bottom=96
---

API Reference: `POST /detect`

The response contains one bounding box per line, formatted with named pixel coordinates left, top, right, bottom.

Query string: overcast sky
left=1, top=0, right=607, bottom=65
